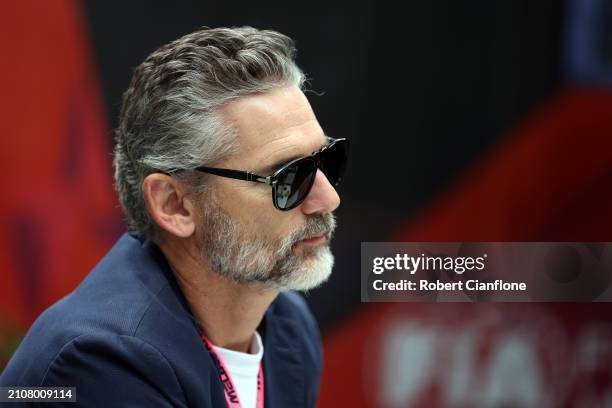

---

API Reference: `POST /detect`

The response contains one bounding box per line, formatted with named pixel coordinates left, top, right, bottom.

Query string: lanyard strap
left=199, top=329, right=265, bottom=408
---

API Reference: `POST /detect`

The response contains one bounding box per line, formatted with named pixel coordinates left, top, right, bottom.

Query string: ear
left=142, top=173, right=197, bottom=238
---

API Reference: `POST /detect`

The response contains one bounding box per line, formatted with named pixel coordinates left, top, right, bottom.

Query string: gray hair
left=113, top=26, right=305, bottom=241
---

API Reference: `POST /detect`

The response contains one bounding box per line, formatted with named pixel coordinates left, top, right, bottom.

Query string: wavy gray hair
left=113, top=27, right=305, bottom=241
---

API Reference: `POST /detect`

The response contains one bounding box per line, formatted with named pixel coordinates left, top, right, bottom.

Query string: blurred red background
left=1, top=1, right=611, bottom=407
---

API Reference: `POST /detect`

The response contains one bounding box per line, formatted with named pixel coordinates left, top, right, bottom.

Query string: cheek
left=215, top=183, right=304, bottom=240
left=234, top=182, right=272, bottom=208
left=245, top=209, right=288, bottom=241
left=214, top=182, right=270, bottom=217
left=245, top=204, right=304, bottom=244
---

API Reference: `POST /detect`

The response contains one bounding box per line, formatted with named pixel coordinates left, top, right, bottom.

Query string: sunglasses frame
left=165, top=137, right=349, bottom=211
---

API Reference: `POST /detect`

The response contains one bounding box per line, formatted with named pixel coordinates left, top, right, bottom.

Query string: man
left=1, top=27, right=349, bottom=407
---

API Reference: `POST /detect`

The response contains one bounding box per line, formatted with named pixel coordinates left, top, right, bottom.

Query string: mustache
left=289, top=213, right=337, bottom=244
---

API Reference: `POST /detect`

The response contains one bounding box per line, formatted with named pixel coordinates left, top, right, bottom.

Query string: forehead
left=219, top=86, right=326, bottom=169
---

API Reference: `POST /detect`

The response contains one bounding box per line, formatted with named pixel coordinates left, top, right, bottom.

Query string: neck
left=160, top=237, right=277, bottom=353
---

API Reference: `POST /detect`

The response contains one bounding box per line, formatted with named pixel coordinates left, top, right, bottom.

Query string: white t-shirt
left=214, top=331, right=264, bottom=408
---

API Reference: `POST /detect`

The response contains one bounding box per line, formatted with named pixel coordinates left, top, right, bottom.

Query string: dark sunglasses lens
left=275, top=160, right=316, bottom=210
left=320, top=140, right=349, bottom=187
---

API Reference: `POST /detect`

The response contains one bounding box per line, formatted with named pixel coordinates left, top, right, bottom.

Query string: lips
left=295, top=233, right=326, bottom=247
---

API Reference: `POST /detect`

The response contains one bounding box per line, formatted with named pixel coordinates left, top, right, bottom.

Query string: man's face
left=194, top=85, right=341, bottom=291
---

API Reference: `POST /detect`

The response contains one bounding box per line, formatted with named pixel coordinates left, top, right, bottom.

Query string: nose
left=300, top=169, right=341, bottom=215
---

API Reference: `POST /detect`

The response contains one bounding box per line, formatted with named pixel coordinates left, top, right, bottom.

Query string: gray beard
left=196, top=196, right=336, bottom=291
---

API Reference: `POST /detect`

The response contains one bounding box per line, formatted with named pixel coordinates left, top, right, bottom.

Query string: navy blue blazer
left=1, top=233, right=323, bottom=407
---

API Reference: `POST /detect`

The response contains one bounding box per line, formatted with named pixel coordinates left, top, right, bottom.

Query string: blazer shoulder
left=41, top=333, right=188, bottom=407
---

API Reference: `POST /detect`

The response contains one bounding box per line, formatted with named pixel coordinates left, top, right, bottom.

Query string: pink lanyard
left=199, top=328, right=265, bottom=408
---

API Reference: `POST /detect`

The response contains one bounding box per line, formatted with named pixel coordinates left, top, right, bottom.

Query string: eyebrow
left=258, top=136, right=330, bottom=176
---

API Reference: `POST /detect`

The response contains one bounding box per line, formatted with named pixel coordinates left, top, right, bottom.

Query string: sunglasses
left=165, top=137, right=349, bottom=211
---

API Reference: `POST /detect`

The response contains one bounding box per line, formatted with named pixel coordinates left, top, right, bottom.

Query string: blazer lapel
left=262, top=310, right=305, bottom=408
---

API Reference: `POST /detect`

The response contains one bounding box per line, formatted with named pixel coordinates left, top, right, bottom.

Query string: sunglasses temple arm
left=195, top=166, right=271, bottom=185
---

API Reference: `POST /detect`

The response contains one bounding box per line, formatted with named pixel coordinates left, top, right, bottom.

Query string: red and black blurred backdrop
left=2, top=1, right=612, bottom=407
